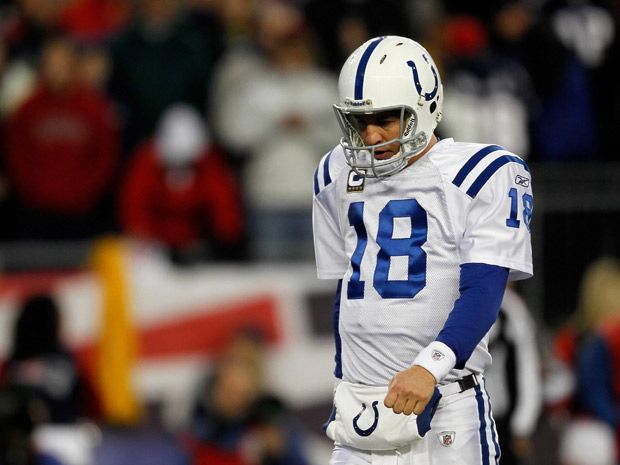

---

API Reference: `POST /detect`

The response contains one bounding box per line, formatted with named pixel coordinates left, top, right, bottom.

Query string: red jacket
left=60, top=0, right=129, bottom=41
left=6, top=85, right=119, bottom=214
left=121, top=142, right=245, bottom=249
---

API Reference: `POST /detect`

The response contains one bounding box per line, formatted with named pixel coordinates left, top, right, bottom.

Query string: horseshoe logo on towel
left=352, top=401, right=379, bottom=437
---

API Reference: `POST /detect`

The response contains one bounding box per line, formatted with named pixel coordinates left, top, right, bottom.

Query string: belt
left=438, top=374, right=479, bottom=397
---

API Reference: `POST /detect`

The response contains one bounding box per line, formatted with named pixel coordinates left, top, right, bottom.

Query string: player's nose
left=362, top=124, right=384, bottom=146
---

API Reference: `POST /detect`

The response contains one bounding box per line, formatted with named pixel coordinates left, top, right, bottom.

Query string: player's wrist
left=413, top=341, right=456, bottom=384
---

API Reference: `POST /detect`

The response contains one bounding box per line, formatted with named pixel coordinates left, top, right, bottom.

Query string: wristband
left=413, top=341, right=457, bottom=383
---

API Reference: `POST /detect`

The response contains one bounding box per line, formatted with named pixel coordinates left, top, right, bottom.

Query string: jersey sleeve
left=313, top=149, right=348, bottom=279
left=457, top=154, right=533, bottom=281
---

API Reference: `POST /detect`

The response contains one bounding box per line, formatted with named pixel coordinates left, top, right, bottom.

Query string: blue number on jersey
left=505, top=188, right=533, bottom=232
left=522, top=193, right=533, bottom=232
left=506, top=188, right=521, bottom=228
left=347, top=201, right=367, bottom=299
left=347, top=199, right=428, bottom=299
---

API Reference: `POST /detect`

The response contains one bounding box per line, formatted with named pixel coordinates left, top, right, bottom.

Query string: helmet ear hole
left=429, top=101, right=437, bottom=113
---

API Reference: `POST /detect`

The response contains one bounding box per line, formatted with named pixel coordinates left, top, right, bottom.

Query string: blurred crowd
left=0, top=292, right=311, bottom=465
left=0, top=0, right=619, bottom=263
left=1, top=0, right=620, bottom=464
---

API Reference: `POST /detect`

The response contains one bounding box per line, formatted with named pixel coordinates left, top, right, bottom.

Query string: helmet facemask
left=333, top=105, right=429, bottom=179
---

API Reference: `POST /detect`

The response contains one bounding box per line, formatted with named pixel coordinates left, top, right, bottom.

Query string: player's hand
left=384, top=365, right=437, bottom=415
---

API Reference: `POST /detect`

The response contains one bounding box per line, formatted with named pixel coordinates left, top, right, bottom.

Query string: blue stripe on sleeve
left=452, top=145, right=504, bottom=187
left=436, top=263, right=508, bottom=369
left=466, top=155, right=529, bottom=198
left=313, top=167, right=319, bottom=195
left=354, top=38, right=384, bottom=100
left=323, top=150, right=334, bottom=188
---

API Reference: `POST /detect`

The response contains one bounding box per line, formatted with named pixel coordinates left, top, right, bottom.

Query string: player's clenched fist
left=384, top=365, right=437, bottom=416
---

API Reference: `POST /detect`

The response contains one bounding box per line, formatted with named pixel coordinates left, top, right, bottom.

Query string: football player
left=313, top=36, right=534, bottom=465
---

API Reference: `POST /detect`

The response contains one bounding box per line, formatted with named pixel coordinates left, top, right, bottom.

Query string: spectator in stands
left=207, top=0, right=262, bottom=177
left=489, top=0, right=599, bottom=162
left=1, top=0, right=71, bottom=63
left=544, top=257, right=620, bottom=462
left=548, top=257, right=620, bottom=415
left=0, top=0, right=123, bottom=116
left=212, top=1, right=339, bottom=261
left=107, top=0, right=220, bottom=155
left=438, top=14, right=534, bottom=157
left=486, top=284, right=542, bottom=465
left=571, top=259, right=620, bottom=457
left=120, top=104, right=246, bottom=264
left=536, top=0, right=619, bottom=162
left=4, top=35, right=120, bottom=240
left=0, top=294, right=102, bottom=465
left=185, top=330, right=309, bottom=465
left=0, top=293, right=96, bottom=423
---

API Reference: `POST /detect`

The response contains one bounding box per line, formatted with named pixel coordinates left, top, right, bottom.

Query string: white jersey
left=313, top=138, right=533, bottom=386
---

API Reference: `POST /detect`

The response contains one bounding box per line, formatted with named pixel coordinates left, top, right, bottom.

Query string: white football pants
left=329, top=379, right=500, bottom=465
